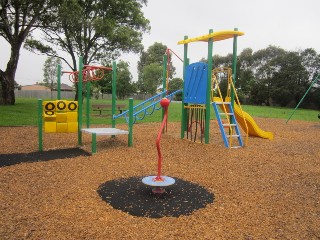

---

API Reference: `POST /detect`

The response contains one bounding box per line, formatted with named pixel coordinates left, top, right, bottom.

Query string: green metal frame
left=180, top=35, right=189, bottom=139
left=128, top=98, right=133, bottom=147
left=38, top=99, right=43, bottom=151
left=57, top=64, right=61, bottom=100
left=112, top=61, right=117, bottom=128
left=180, top=28, right=241, bottom=144
left=286, top=74, right=320, bottom=123
left=205, top=29, right=214, bottom=143
left=78, top=57, right=83, bottom=145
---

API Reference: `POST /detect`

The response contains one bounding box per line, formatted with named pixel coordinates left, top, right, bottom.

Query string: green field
left=0, top=98, right=319, bottom=126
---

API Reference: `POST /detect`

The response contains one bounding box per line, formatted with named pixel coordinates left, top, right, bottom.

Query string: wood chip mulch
left=0, top=118, right=319, bottom=239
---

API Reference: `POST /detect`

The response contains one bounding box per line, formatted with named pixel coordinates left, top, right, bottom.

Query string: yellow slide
left=213, top=97, right=273, bottom=140
left=232, top=102, right=274, bottom=140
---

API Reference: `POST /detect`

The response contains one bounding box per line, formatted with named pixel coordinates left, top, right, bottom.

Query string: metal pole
left=128, top=98, right=133, bottom=147
left=78, top=57, right=83, bottom=145
left=231, top=27, right=239, bottom=113
left=205, top=29, right=213, bottom=144
left=286, top=74, right=320, bottom=123
left=92, top=133, right=97, bottom=154
left=86, top=81, right=90, bottom=128
left=181, top=35, right=188, bottom=139
left=57, top=64, right=61, bottom=100
left=38, top=99, right=43, bottom=151
left=112, top=61, right=117, bottom=128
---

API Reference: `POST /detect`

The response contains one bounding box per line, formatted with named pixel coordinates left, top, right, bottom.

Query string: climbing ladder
left=212, top=99, right=243, bottom=148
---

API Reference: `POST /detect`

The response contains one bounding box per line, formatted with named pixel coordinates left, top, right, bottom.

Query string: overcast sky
left=1, top=0, right=320, bottom=86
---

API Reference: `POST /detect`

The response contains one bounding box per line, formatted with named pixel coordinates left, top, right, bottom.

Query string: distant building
left=20, top=84, right=50, bottom=91
left=20, top=83, right=74, bottom=92
left=55, top=83, right=74, bottom=92
left=17, top=83, right=75, bottom=99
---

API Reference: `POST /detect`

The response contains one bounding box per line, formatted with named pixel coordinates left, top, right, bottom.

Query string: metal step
left=219, top=112, right=233, bottom=116
left=226, top=134, right=240, bottom=138
left=230, top=146, right=242, bottom=149
left=214, top=102, right=231, bottom=105
left=222, top=123, right=236, bottom=127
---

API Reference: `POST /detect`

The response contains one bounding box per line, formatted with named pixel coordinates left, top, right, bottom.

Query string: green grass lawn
left=0, top=98, right=319, bottom=126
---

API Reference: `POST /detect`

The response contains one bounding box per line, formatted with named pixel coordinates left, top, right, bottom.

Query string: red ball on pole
left=160, top=98, right=170, bottom=109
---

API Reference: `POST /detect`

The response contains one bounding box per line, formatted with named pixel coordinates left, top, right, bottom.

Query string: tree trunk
left=0, top=45, right=21, bottom=105
left=0, top=70, right=15, bottom=105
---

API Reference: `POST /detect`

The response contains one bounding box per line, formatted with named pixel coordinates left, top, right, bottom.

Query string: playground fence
left=14, top=90, right=152, bottom=100
left=15, top=90, right=75, bottom=99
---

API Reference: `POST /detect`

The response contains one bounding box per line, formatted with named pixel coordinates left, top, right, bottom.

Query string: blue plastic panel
left=183, top=62, right=208, bottom=104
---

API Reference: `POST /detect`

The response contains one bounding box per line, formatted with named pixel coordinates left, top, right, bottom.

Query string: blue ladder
left=212, top=101, right=243, bottom=148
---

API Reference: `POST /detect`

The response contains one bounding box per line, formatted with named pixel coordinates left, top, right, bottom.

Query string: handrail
left=113, top=89, right=182, bottom=124
left=212, top=75, right=234, bottom=147
left=211, top=67, right=249, bottom=146
left=227, top=79, right=249, bottom=146
left=286, top=74, right=320, bottom=123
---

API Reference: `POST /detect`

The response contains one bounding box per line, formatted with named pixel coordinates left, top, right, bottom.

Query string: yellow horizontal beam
left=177, top=30, right=244, bottom=45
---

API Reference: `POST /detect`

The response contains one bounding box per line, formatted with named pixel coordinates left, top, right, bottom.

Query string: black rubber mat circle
left=97, top=176, right=214, bottom=218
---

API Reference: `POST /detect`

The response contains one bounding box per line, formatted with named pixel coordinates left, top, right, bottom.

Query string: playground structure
left=177, top=29, right=273, bottom=147
left=38, top=28, right=274, bottom=153
left=38, top=56, right=182, bottom=153
left=38, top=60, right=129, bottom=152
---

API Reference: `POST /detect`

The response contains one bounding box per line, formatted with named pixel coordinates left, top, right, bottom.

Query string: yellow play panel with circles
left=42, top=100, right=78, bottom=133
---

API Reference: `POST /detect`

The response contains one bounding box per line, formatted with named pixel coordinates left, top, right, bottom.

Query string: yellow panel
left=67, top=122, right=78, bottom=132
left=44, top=122, right=57, bottom=133
left=56, top=112, right=67, bottom=123
left=56, top=100, right=67, bottom=112
left=43, top=111, right=56, bottom=121
left=43, top=101, right=56, bottom=112
left=56, top=123, right=68, bottom=133
left=177, top=30, right=245, bottom=45
left=67, top=101, right=78, bottom=112
left=67, top=112, right=78, bottom=122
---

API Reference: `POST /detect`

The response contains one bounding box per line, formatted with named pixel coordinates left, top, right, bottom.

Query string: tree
left=271, top=51, right=308, bottom=107
left=137, top=42, right=175, bottom=94
left=137, top=42, right=168, bottom=79
left=169, top=77, right=183, bottom=100
left=42, top=56, right=62, bottom=98
left=299, top=48, right=320, bottom=82
left=250, top=45, right=286, bottom=105
left=116, top=60, right=133, bottom=99
left=25, top=0, right=150, bottom=100
left=141, top=63, right=162, bottom=94
left=237, top=48, right=255, bottom=96
left=0, top=0, right=58, bottom=105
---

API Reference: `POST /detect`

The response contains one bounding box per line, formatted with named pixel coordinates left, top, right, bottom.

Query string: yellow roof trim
left=177, top=30, right=244, bottom=45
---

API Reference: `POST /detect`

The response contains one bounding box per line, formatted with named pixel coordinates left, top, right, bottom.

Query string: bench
left=82, top=128, right=129, bottom=154
left=92, top=104, right=126, bottom=116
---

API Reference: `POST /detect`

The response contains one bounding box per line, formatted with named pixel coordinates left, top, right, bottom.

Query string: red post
left=154, top=98, right=170, bottom=181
